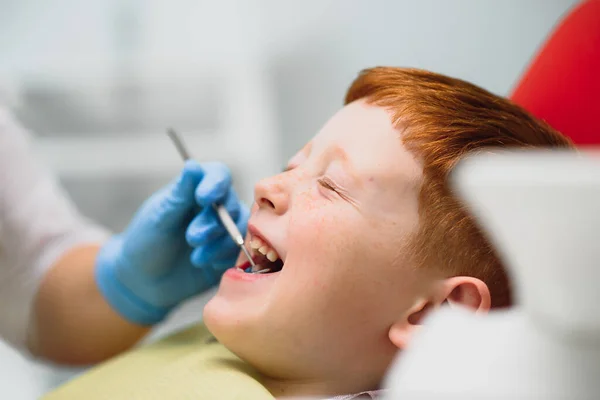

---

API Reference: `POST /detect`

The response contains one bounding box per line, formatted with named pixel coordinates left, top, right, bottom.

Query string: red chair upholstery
left=510, top=0, right=600, bottom=145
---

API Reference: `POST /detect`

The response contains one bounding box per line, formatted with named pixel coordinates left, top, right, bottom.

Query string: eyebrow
left=283, top=142, right=313, bottom=171
left=329, top=145, right=349, bottom=163
left=284, top=144, right=360, bottom=186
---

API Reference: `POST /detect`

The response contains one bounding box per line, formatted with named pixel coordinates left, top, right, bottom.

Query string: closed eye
left=318, top=177, right=339, bottom=193
left=317, top=177, right=358, bottom=208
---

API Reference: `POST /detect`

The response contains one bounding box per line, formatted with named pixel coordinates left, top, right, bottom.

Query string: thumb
left=194, top=162, right=233, bottom=207
left=153, top=160, right=205, bottom=225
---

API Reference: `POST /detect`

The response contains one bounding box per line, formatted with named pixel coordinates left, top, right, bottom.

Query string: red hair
left=345, top=67, right=574, bottom=307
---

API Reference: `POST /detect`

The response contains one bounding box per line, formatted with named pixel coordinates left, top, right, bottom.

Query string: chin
left=204, top=295, right=279, bottom=372
left=203, top=294, right=253, bottom=348
left=202, top=295, right=227, bottom=338
left=203, top=298, right=260, bottom=370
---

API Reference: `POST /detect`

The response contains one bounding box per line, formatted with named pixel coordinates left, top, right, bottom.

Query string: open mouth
left=237, top=232, right=284, bottom=274
left=243, top=254, right=284, bottom=274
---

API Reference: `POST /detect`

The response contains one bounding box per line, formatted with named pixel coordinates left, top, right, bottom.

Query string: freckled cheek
left=289, top=209, right=358, bottom=279
left=287, top=204, right=332, bottom=265
left=288, top=211, right=330, bottom=251
left=290, top=188, right=331, bottom=237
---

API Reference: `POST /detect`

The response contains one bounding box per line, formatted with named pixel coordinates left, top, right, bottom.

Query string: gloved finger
left=211, top=187, right=249, bottom=233
left=210, top=239, right=243, bottom=264
left=195, top=162, right=233, bottom=207
left=186, top=189, right=246, bottom=246
left=190, top=245, right=236, bottom=270
left=186, top=206, right=226, bottom=247
left=190, top=235, right=241, bottom=267
left=215, top=187, right=244, bottom=220
left=224, top=187, right=249, bottom=220
left=191, top=235, right=240, bottom=265
left=157, top=258, right=219, bottom=300
left=154, top=160, right=205, bottom=227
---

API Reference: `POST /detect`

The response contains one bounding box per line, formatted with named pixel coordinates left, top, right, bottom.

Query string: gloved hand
left=95, top=160, right=250, bottom=325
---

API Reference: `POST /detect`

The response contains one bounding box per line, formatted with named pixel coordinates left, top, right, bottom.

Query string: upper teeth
left=249, top=236, right=280, bottom=262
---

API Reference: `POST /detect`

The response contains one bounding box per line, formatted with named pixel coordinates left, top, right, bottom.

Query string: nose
left=254, top=174, right=289, bottom=215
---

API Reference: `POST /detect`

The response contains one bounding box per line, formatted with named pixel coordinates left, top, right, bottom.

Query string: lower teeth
left=240, top=266, right=271, bottom=274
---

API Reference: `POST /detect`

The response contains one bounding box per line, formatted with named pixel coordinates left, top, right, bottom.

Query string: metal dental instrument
left=166, top=128, right=258, bottom=270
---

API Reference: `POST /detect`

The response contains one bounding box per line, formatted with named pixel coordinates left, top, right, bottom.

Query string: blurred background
left=0, top=0, right=581, bottom=397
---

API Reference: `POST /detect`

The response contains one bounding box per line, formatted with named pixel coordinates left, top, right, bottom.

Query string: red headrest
left=510, top=0, right=600, bottom=146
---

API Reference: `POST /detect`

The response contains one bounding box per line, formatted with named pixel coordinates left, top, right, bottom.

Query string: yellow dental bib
left=43, top=323, right=275, bottom=400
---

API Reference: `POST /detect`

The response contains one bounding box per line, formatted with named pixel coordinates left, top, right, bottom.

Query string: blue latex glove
left=96, top=160, right=250, bottom=325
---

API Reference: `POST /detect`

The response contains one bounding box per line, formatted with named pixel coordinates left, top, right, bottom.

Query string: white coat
left=0, top=107, right=108, bottom=350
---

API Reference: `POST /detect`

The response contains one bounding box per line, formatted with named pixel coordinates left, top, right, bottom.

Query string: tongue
left=252, top=254, right=269, bottom=269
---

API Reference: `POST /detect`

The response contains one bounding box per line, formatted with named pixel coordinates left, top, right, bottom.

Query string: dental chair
left=510, top=0, right=600, bottom=146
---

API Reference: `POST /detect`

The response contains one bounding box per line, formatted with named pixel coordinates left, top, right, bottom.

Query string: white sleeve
left=0, top=107, right=111, bottom=351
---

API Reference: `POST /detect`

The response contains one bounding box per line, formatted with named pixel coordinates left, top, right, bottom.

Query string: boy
left=45, top=67, right=573, bottom=400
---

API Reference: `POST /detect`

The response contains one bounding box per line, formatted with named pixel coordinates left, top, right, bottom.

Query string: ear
left=388, top=277, right=491, bottom=350
left=439, top=276, right=491, bottom=314
left=388, top=298, right=432, bottom=350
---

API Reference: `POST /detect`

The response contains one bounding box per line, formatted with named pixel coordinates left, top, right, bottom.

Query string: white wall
left=0, top=0, right=581, bottom=159
left=0, top=1, right=581, bottom=398
left=251, top=0, right=581, bottom=157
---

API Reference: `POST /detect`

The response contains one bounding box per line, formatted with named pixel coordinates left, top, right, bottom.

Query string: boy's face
left=204, top=100, right=436, bottom=391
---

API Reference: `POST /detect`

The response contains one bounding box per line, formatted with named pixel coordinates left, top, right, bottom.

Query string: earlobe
left=388, top=323, right=414, bottom=349
left=388, top=299, right=431, bottom=349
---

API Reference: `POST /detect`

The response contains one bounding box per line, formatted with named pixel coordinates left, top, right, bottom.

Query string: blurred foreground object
left=511, top=0, right=600, bottom=146
left=384, top=150, right=600, bottom=399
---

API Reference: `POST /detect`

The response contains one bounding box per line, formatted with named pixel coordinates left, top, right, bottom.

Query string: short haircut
left=345, top=67, right=574, bottom=307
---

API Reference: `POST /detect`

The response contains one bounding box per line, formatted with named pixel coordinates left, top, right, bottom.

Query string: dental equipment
left=166, top=128, right=259, bottom=271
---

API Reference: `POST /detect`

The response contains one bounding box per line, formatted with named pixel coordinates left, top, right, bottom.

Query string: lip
left=247, top=223, right=285, bottom=263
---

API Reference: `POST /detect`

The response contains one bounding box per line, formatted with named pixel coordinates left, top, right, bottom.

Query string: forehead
left=306, top=100, right=422, bottom=188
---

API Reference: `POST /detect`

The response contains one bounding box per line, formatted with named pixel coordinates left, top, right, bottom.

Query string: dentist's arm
left=27, top=244, right=149, bottom=364
left=27, top=162, right=249, bottom=364
left=0, top=108, right=247, bottom=364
